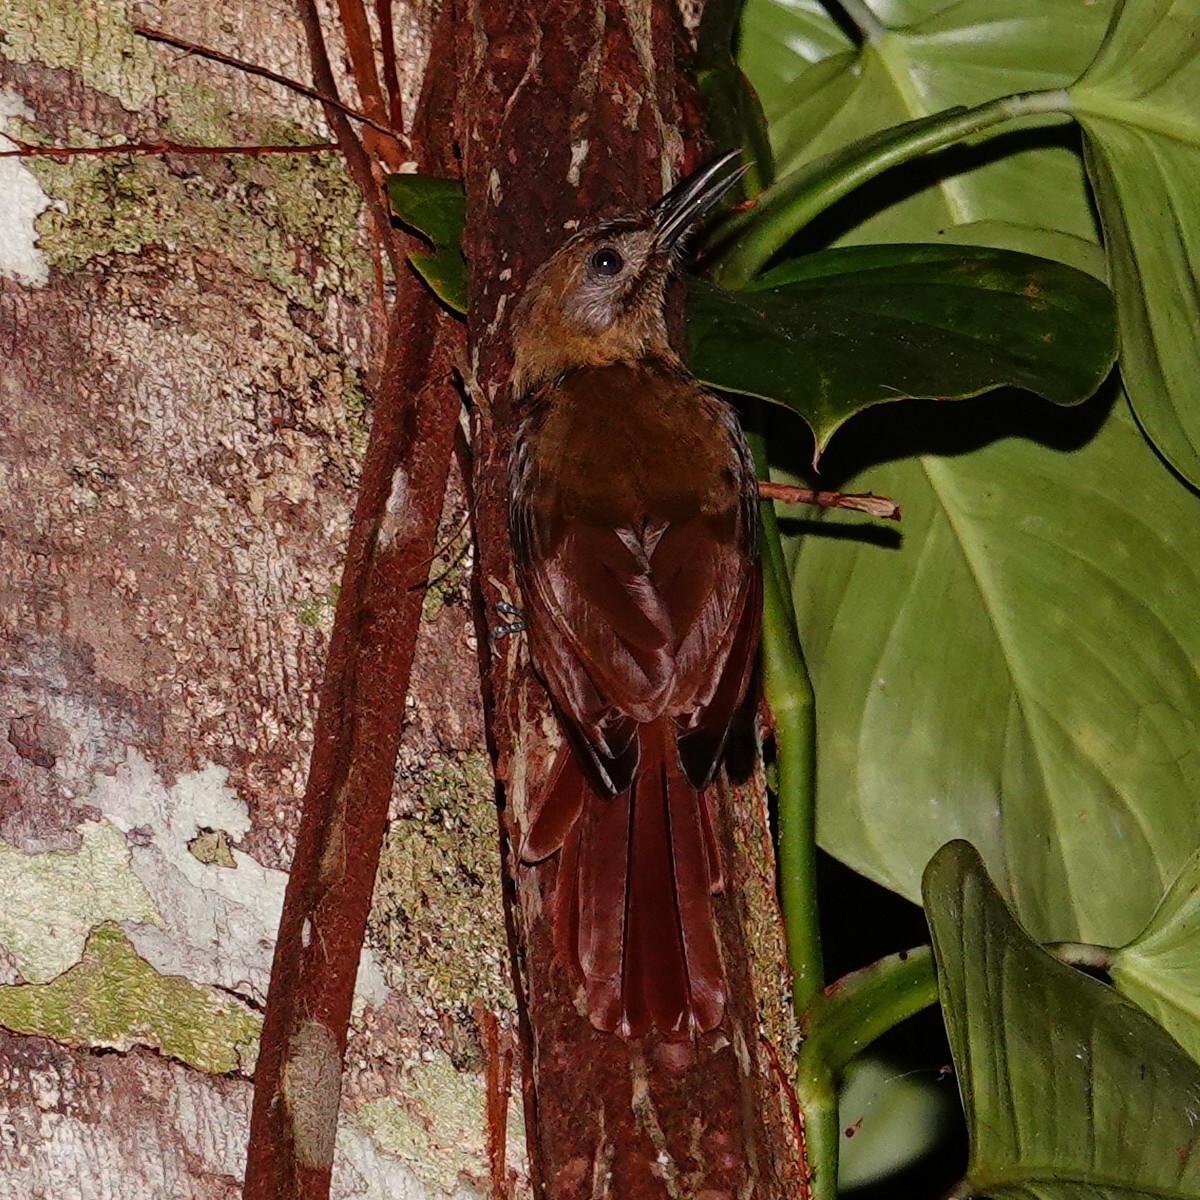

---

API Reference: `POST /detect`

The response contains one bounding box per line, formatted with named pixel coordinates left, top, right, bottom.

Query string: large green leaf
left=1069, top=0, right=1200, bottom=486
left=791, top=401, right=1200, bottom=946
left=690, top=244, right=1116, bottom=456
left=740, top=0, right=1115, bottom=248
left=925, top=840, right=1200, bottom=1199
left=739, top=0, right=852, bottom=119
left=740, top=0, right=1200, bottom=941
left=1111, top=846, right=1200, bottom=1065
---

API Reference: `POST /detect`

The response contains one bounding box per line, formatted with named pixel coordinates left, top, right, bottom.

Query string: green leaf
left=741, top=0, right=1200, bottom=944
left=384, top=173, right=467, bottom=312
left=696, top=64, right=775, bottom=198
left=791, top=401, right=1200, bottom=947
left=690, top=244, right=1116, bottom=457
left=925, top=840, right=1200, bottom=1199
left=385, top=174, right=466, bottom=247
left=1069, top=0, right=1200, bottom=486
left=710, top=102, right=1052, bottom=287
left=739, top=0, right=852, bottom=126
left=1111, top=846, right=1200, bottom=1064
left=695, top=0, right=775, bottom=194
left=408, top=247, right=467, bottom=315
left=740, top=0, right=1115, bottom=248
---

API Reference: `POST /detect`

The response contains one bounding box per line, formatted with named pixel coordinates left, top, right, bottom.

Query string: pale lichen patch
left=0, top=0, right=159, bottom=111
left=0, top=93, right=60, bottom=286
left=86, top=749, right=388, bottom=1010
left=0, top=922, right=261, bottom=1074
left=566, top=138, right=590, bottom=186
left=0, top=819, right=161, bottom=983
left=370, top=753, right=509, bottom=1015
left=283, top=1019, right=343, bottom=1170
left=355, top=1048, right=519, bottom=1196
left=29, top=143, right=367, bottom=309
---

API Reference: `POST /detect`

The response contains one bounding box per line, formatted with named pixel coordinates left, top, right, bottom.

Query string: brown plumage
left=508, top=153, right=760, bottom=1037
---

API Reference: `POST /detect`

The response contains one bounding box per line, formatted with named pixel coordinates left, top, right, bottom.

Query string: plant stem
left=795, top=946, right=938, bottom=1199
left=746, top=415, right=824, bottom=1015
left=803, top=946, right=938, bottom=1073
left=833, top=0, right=886, bottom=42
left=714, top=88, right=1071, bottom=289
left=796, top=1066, right=840, bottom=1199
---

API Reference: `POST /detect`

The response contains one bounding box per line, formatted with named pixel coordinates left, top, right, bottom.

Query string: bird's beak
left=652, top=148, right=748, bottom=250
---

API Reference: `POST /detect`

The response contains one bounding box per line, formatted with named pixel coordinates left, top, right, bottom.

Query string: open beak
left=652, top=148, right=748, bottom=250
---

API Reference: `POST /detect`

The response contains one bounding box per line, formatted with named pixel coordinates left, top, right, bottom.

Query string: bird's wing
left=512, top=463, right=758, bottom=796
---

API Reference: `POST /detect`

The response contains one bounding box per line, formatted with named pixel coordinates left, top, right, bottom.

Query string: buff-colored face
left=511, top=219, right=675, bottom=393
left=546, top=221, right=669, bottom=334
left=510, top=150, right=747, bottom=394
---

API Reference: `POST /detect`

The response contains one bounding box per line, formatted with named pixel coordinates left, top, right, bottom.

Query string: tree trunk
left=456, top=2, right=802, bottom=1195
left=0, top=2, right=519, bottom=1195
left=1, top=1, right=801, bottom=1196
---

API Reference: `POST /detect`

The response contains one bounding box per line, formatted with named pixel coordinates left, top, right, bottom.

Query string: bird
left=507, top=151, right=762, bottom=1038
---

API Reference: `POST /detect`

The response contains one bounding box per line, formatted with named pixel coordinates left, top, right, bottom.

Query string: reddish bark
left=455, top=2, right=800, bottom=1195
left=242, top=8, right=464, bottom=1197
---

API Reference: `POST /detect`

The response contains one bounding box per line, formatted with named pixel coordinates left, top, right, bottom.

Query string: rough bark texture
left=455, top=2, right=801, bottom=1195
left=0, top=2, right=521, bottom=1196
left=2, top=1, right=799, bottom=1196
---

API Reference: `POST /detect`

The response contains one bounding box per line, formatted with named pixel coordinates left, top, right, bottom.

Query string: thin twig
left=375, top=0, right=405, bottom=134
left=760, top=1035, right=810, bottom=1198
left=0, top=137, right=334, bottom=159
left=834, top=0, right=886, bottom=42
left=334, top=0, right=406, bottom=171
left=336, top=0, right=386, bottom=118
left=293, top=0, right=405, bottom=281
left=758, top=480, right=901, bottom=520
left=477, top=1002, right=515, bottom=1200
left=133, top=24, right=409, bottom=147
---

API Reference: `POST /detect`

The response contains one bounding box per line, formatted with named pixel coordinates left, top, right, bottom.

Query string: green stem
left=803, top=945, right=938, bottom=1074
left=746, top=413, right=823, bottom=1015
left=796, top=1066, right=840, bottom=1199
left=797, top=946, right=938, bottom=1200
left=713, top=88, right=1071, bottom=289
left=833, top=0, right=886, bottom=42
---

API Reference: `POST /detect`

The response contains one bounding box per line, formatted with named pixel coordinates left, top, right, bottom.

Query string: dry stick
left=374, top=0, right=404, bottom=135
left=239, top=7, right=462, bottom=1200
left=760, top=1034, right=812, bottom=1200
left=0, top=138, right=334, bottom=159
left=476, top=1001, right=515, bottom=1200
left=242, top=282, right=461, bottom=1200
left=293, top=0, right=405, bottom=282
left=333, top=0, right=406, bottom=172
left=758, top=480, right=901, bottom=520
left=132, top=24, right=407, bottom=146
left=335, top=0, right=386, bottom=117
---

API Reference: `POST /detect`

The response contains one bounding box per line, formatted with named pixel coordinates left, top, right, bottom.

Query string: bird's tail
left=522, top=720, right=726, bottom=1037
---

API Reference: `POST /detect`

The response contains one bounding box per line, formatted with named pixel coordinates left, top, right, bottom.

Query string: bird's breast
left=518, top=359, right=744, bottom=531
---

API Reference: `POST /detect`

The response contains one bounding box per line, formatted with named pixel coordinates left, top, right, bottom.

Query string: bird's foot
left=490, top=601, right=525, bottom=641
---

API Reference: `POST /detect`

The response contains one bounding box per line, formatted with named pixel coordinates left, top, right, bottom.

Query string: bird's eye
left=589, top=247, right=624, bottom=277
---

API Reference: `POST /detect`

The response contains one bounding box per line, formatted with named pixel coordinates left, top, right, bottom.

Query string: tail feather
left=577, top=776, right=631, bottom=985
left=624, top=753, right=689, bottom=1035
left=696, top=785, right=725, bottom=893
left=521, top=750, right=587, bottom=863
left=526, top=724, right=726, bottom=1036
left=665, top=765, right=725, bottom=1031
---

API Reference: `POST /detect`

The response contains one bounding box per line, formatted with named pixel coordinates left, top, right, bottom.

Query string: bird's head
left=511, top=150, right=746, bottom=395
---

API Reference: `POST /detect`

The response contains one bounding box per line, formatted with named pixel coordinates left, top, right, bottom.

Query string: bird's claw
left=491, top=601, right=525, bottom=641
